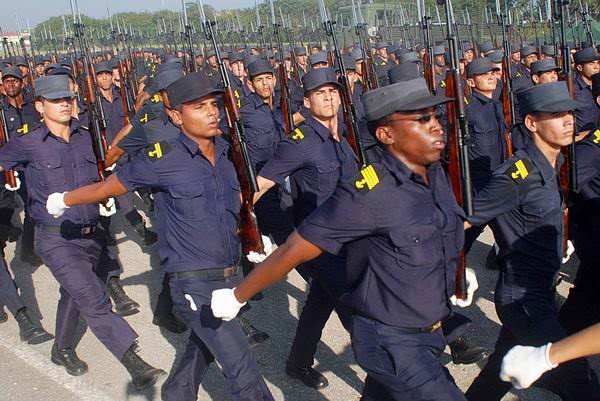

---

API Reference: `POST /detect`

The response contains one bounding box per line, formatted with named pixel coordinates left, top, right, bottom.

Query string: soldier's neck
left=313, top=115, right=339, bottom=141
left=100, top=87, right=113, bottom=102
left=7, top=94, right=24, bottom=109
left=46, top=120, right=71, bottom=142
left=532, top=135, right=561, bottom=169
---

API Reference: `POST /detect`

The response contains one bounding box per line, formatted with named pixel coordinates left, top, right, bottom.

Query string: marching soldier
left=573, top=47, right=600, bottom=132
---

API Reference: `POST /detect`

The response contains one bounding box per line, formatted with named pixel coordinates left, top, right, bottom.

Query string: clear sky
left=0, top=0, right=255, bottom=33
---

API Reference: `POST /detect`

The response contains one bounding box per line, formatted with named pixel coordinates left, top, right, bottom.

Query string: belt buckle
left=429, top=321, right=442, bottom=332
left=81, top=226, right=91, bottom=235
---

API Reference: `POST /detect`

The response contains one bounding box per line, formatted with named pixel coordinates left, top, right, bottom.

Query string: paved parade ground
left=0, top=210, right=593, bottom=401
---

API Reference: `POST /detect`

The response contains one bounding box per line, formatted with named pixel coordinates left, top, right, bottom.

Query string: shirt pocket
left=77, top=153, right=100, bottom=184
left=389, top=225, right=442, bottom=268
left=32, top=157, right=65, bottom=189
left=169, top=184, right=208, bottom=220
left=316, top=161, right=340, bottom=192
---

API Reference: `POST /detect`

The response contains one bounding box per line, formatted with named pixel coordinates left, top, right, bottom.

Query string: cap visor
left=304, top=80, right=342, bottom=94
left=42, top=90, right=76, bottom=100
left=178, top=88, right=225, bottom=106
left=534, top=98, right=579, bottom=113
left=397, top=94, right=453, bottom=112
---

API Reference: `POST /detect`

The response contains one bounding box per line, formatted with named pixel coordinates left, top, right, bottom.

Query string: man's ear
left=303, top=96, right=310, bottom=109
left=532, top=74, right=540, bottom=84
left=466, top=77, right=476, bottom=88
left=524, top=114, right=537, bottom=133
left=247, top=79, right=255, bottom=92
left=34, top=99, right=44, bottom=115
left=375, top=125, right=393, bottom=145
left=170, top=108, right=183, bottom=127
left=596, top=95, right=600, bottom=108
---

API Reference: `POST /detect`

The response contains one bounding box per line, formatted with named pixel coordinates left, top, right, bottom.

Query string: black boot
left=285, top=362, right=329, bottom=389
left=14, top=308, right=54, bottom=345
left=0, top=307, right=7, bottom=323
left=152, top=312, right=187, bottom=334
left=239, top=316, right=269, bottom=347
left=107, top=277, right=140, bottom=316
left=51, top=343, right=88, bottom=376
left=485, top=247, right=500, bottom=270
left=449, top=336, right=489, bottom=365
left=0, top=223, right=21, bottom=243
left=121, top=344, right=166, bottom=391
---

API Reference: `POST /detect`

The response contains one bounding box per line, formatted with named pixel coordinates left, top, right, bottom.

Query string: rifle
left=418, top=0, right=436, bottom=93
left=69, top=0, right=110, bottom=182
left=319, top=0, right=367, bottom=168
left=197, top=0, right=264, bottom=255
left=353, top=0, right=378, bottom=90
left=0, top=105, right=17, bottom=187
left=181, top=0, right=196, bottom=73
left=579, top=0, right=595, bottom=47
left=554, top=0, right=577, bottom=260
left=438, top=0, right=474, bottom=301
left=496, top=0, right=515, bottom=157
left=269, top=0, right=294, bottom=136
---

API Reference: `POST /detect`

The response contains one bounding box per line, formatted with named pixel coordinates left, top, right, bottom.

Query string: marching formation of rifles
left=0, top=0, right=600, bottom=400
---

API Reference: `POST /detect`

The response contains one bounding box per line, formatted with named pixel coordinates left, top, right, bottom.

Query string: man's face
left=36, top=97, right=74, bottom=124
left=18, top=65, right=29, bottom=77
left=511, top=52, right=521, bottom=63
left=578, top=60, right=600, bottom=79
left=2, top=76, right=23, bottom=97
left=312, top=62, right=328, bottom=70
left=464, top=49, right=474, bottom=63
left=297, top=54, right=308, bottom=66
left=526, top=111, right=574, bottom=149
left=377, top=48, right=388, bottom=59
left=112, top=68, right=121, bottom=87
left=534, top=70, right=559, bottom=84
left=208, top=55, right=218, bottom=68
left=35, top=64, right=45, bottom=76
left=251, top=73, right=275, bottom=100
left=96, top=71, right=113, bottom=90
left=468, top=71, right=498, bottom=92
left=523, top=54, right=539, bottom=68
left=305, top=85, right=340, bottom=120
left=434, top=54, right=446, bottom=67
left=230, top=61, right=244, bottom=78
left=376, top=107, right=445, bottom=167
left=492, top=63, right=503, bottom=80
left=173, top=95, right=221, bottom=139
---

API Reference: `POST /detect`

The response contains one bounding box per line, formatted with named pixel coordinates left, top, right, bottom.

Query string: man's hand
left=4, top=171, right=21, bottom=191
left=246, top=235, right=277, bottom=264
left=450, top=268, right=479, bottom=308
left=99, top=198, right=116, bottom=217
left=500, top=343, right=557, bottom=389
left=562, top=240, right=575, bottom=264
left=211, top=288, right=246, bottom=321
left=46, top=192, right=69, bottom=218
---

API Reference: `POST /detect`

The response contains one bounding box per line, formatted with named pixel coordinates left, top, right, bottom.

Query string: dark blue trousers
left=34, top=227, right=137, bottom=359
left=353, top=315, right=467, bottom=401
left=465, top=277, right=600, bottom=401
left=161, top=272, right=273, bottom=401
left=0, top=256, right=25, bottom=315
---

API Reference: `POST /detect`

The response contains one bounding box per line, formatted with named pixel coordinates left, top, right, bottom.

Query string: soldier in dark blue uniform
left=211, top=78, right=478, bottom=401
left=464, top=82, right=600, bottom=401
left=572, top=47, right=600, bottom=132
left=48, top=72, right=275, bottom=401
left=0, top=75, right=164, bottom=389
left=530, top=58, right=560, bottom=85
left=558, top=72, right=600, bottom=335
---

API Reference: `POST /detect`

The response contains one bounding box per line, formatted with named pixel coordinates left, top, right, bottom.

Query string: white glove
left=500, top=343, right=557, bottom=389
left=4, top=171, right=21, bottom=191
left=211, top=288, right=246, bottom=321
left=99, top=198, right=116, bottom=217
left=245, top=235, right=277, bottom=264
left=562, top=240, right=575, bottom=264
left=450, top=268, right=479, bottom=308
left=105, top=163, right=116, bottom=172
left=46, top=192, right=69, bottom=218
left=184, top=294, right=198, bottom=311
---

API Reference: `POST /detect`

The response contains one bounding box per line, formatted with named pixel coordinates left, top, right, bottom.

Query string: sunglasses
left=387, top=110, right=443, bottom=125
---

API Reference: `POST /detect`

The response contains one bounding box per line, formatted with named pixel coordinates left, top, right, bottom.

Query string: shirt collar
left=375, top=145, right=443, bottom=186
left=472, top=90, right=494, bottom=104
left=524, top=139, right=562, bottom=184
left=306, top=115, right=336, bottom=142
left=41, top=118, right=83, bottom=142
left=178, top=131, right=229, bottom=159
left=575, top=73, right=590, bottom=90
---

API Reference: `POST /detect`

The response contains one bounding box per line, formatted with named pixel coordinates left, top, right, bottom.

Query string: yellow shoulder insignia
left=592, top=129, right=600, bottom=144
left=234, top=89, right=241, bottom=108
left=515, top=71, right=522, bottom=78
left=505, top=158, right=533, bottom=183
left=139, top=113, right=150, bottom=124
left=355, top=164, right=380, bottom=191
left=16, top=123, right=29, bottom=135
left=464, top=96, right=469, bottom=105
left=150, top=94, right=162, bottom=104
left=291, top=128, right=305, bottom=142
left=439, top=80, right=446, bottom=88
left=146, top=141, right=172, bottom=161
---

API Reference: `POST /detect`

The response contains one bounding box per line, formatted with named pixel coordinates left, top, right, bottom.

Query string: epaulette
left=16, top=123, right=30, bottom=136
left=354, top=164, right=381, bottom=192
left=233, top=88, right=242, bottom=109
left=590, top=129, right=600, bottom=145
left=149, top=93, right=162, bottom=104
left=138, top=110, right=157, bottom=125
left=291, top=127, right=305, bottom=143
left=145, top=141, right=172, bottom=161
left=504, top=158, right=534, bottom=184
left=439, top=80, right=446, bottom=88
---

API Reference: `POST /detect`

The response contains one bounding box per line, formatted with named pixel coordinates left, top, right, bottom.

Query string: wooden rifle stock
left=500, top=58, right=514, bottom=157
left=0, top=107, right=17, bottom=187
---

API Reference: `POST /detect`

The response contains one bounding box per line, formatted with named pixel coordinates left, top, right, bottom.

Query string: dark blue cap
left=229, top=52, right=244, bottom=63
left=13, top=56, right=27, bottom=67
left=362, top=78, right=451, bottom=121
left=1, top=66, right=23, bottom=80
left=479, top=41, right=495, bottom=54
left=517, top=81, right=579, bottom=115
left=155, top=68, right=184, bottom=91
left=398, top=51, right=420, bottom=64
left=247, top=58, right=273, bottom=78
left=485, top=50, right=504, bottom=64
left=574, top=47, right=600, bottom=65
left=375, top=42, right=387, bottom=50
left=157, top=61, right=182, bottom=74
left=541, top=44, right=556, bottom=56
left=351, top=47, right=363, bottom=61
left=309, top=51, right=329, bottom=66
left=293, top=46, right=307, bottom=56
left=94, top=62, right=112, bottom=74
left=531, top=59, right=560, bottom=75
left=34, top=75, right=75, bottom=100
left=520, top=45, right=537, bottom=57
left=302, top=67, right=340, bottom=94
left=166, top=72, right=224, bottom=107
left=46, top=66, right=75, bottom=81
left=388, top=63, right=420, bottom=84
left=433, top=45, right=446, bottom=56
left=466, top=58, right=499, bottom=78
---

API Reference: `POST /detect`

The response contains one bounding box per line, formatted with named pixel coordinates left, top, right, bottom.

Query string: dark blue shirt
left=116, top=133, right=241, bottom=273
left=468, top=140, right=563, bottom=299
left=573, top=73, right=600, bottom=132
left=298, top=146, right=464, bottom=328
left=0, top=119, right=100, bottom=226
left=119, top=105, right=179, bottom=156
left=240, top=92, right=284, bottom=172
left=1, top=97, right=41, bottom=138
left=99, top=87, right=126, bottom=143
left=466, top=90, right=507, bottom=191
left=259, top=115, right=359, bottom=225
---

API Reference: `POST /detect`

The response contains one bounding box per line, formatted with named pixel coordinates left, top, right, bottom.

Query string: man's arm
left=253, top=175, right=277, bottom=203
left=64, top=174, right=129, bottom=207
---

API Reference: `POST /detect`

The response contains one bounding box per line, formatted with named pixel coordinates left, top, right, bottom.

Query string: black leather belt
left=399, top=320, right=443, bottom=334
left=37, top=223, right=97, bottom=239
left=168, top=266, right=239, bottom=281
